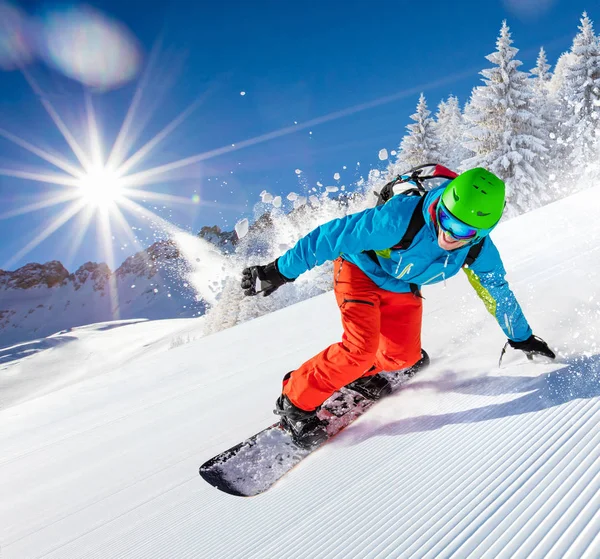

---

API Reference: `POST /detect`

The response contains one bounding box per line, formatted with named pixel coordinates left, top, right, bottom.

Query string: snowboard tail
left=199, top=352, right=429, bottom=496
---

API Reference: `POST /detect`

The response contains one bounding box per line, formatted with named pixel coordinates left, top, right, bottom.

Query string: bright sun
left=77, top=166, right=124, bottom=208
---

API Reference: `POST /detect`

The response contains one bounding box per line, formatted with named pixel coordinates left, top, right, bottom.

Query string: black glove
left=508, top=335, right=556, bottom=360
left=241, top=260, right=293, bottom=297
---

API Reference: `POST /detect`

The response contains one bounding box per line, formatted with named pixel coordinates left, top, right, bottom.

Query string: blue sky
left=0, top=0, right=593, bottom=271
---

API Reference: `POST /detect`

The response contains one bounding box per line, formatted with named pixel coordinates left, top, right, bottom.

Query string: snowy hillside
left=1, top=184, right=600, bottom=558
left=0, top=240, right=207, bottom=348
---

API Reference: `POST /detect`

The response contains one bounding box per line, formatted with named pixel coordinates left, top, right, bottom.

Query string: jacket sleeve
left=463, top=237, right=532, bottom=342
left=277, top=198, right=412, bottom=280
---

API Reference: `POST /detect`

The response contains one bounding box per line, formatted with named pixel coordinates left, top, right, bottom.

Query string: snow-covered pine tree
left=392, top=93, right=440, bottom=174
left=530, top=47, right=552, bottom=91
left=556, top=12, right=600, bottom=177
left=433, top=95, right=469, bottom=171
left=462, top=21, right=548, bottom=215
left=529, top=47, right=559, bottom=188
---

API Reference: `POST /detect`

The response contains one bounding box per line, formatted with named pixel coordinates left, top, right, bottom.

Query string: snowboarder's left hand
left=241, top=260, right=293, bottom=297
left=508, top=335, right=556, bottom=359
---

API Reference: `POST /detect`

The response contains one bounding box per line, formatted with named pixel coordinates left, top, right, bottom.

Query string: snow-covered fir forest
left=195, top=14, right=600, bottom=335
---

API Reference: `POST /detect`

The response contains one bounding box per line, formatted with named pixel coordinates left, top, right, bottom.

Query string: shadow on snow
left=342, top=354, right=600, bottom=443
left=0, top=336, right=78, bottom=365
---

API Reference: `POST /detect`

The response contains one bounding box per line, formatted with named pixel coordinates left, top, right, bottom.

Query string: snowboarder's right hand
left=241, top=260, right=293, bottom=297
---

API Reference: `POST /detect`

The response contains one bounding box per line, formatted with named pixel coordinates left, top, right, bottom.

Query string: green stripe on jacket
left=463, top=267, right=497, bottom=317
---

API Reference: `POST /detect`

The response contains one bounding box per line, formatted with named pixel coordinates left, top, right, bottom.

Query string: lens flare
left=0, top=1, right=33, bottom=70
left=38, top=5, right=141, bottom=90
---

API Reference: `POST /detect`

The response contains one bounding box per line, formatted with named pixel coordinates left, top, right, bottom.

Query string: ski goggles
left=436, top=200, right=480, bottom=241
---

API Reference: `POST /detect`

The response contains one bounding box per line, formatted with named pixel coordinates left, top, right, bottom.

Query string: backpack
left=365, top=163, right=484, bottom=290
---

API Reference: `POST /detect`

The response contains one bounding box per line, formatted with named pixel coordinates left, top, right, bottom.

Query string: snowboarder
left=241, top=167, right=555, bottom=448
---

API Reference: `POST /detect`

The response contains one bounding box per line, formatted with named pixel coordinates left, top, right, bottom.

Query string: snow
left=234, top=217, right=249, bottom=239
left=293, top=196, right=307, bottom=209
left=378, top=148, right=388, bottom=160
left=0, top=248, right=204, bottom=348
left=333, top=172, right=340, bottom=180
left=260, top=190, right=274, bottom=203
left=1, top=186, right=600, bottom=557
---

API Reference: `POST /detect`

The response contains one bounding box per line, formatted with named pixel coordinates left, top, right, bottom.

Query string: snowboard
left=199, top=354, right=429, bottom=497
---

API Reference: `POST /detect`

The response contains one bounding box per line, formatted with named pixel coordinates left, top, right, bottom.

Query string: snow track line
left=265, top=388, right=552, bottom=559
left=344, top=401, right=585, bottom=558
left=473, top=408, right=600, bottom=557
left=416, top=400, right=598, bottom=558
left=265, top=395, right=594, bottom=559
left=27, top=475, right=199, bottom=559
left=451, top=403, right=600, bottom=557
left=350, top=408, right=555, bottom=559
left=505, top=447, right=600, bottom=558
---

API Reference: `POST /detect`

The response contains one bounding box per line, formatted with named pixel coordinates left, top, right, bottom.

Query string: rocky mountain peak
left=0, top=261, right=70, bottom=290
left=72, top=262, right=112, bottom=291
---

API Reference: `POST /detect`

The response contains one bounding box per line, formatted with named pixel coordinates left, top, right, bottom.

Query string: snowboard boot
left=404, top=349, right=430, bottom=378
left=345, top=372, right=392, bottom=401
left=274, top=394, right=329, bottom=450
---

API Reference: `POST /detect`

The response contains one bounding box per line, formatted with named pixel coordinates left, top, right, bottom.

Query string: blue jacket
left=277, top=186, right=532, bottom=342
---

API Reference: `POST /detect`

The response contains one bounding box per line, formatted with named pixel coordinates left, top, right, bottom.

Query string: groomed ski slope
left=1, top=185, right=600, bottom=559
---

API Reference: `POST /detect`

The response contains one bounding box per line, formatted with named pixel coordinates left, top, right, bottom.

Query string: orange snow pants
left=283, top=258, right=423, bottom=411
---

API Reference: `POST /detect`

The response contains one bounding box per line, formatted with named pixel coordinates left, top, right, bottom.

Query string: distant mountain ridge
left=0, top=225, right=239, bottom=349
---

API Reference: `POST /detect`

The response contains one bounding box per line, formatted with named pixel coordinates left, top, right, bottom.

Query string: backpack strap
left=390, top=196, right=426, bottom=250
left=464, top=238, right=485, bottom=267
left=365, top=196, right=426, bottom=268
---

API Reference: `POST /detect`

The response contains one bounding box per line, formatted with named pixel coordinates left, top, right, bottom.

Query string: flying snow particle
left=391, top=150, right=397, bottom=156
left=326, top=186, right=339, bottom=193
left=235, top=218, right=250, bottom=239
left=131, top=284, right=135, bottom=288
left=294, top=196, right=307, bottom=209
left=316, top=181, right=323, bottom=187
left=261, top=191, right=274, bottom=203
left=287, top=192, right=298, bottom=201
left=334, top=173, right=341, bottom=180
left=153, top=288, right=158, bottom=293
left=295, top=169, right=302, bottom=175
left=240, top=91, right=246, bottom=96
left=379, top=149, right=388, bottom=161
left=272, top=196, right=282, bottom=208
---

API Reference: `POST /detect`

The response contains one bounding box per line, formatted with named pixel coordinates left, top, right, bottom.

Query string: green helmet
left=441, top=168, right=506, bottom=230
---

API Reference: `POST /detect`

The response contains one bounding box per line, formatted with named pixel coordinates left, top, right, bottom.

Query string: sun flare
left=77, top=166, right=124, bottom=208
